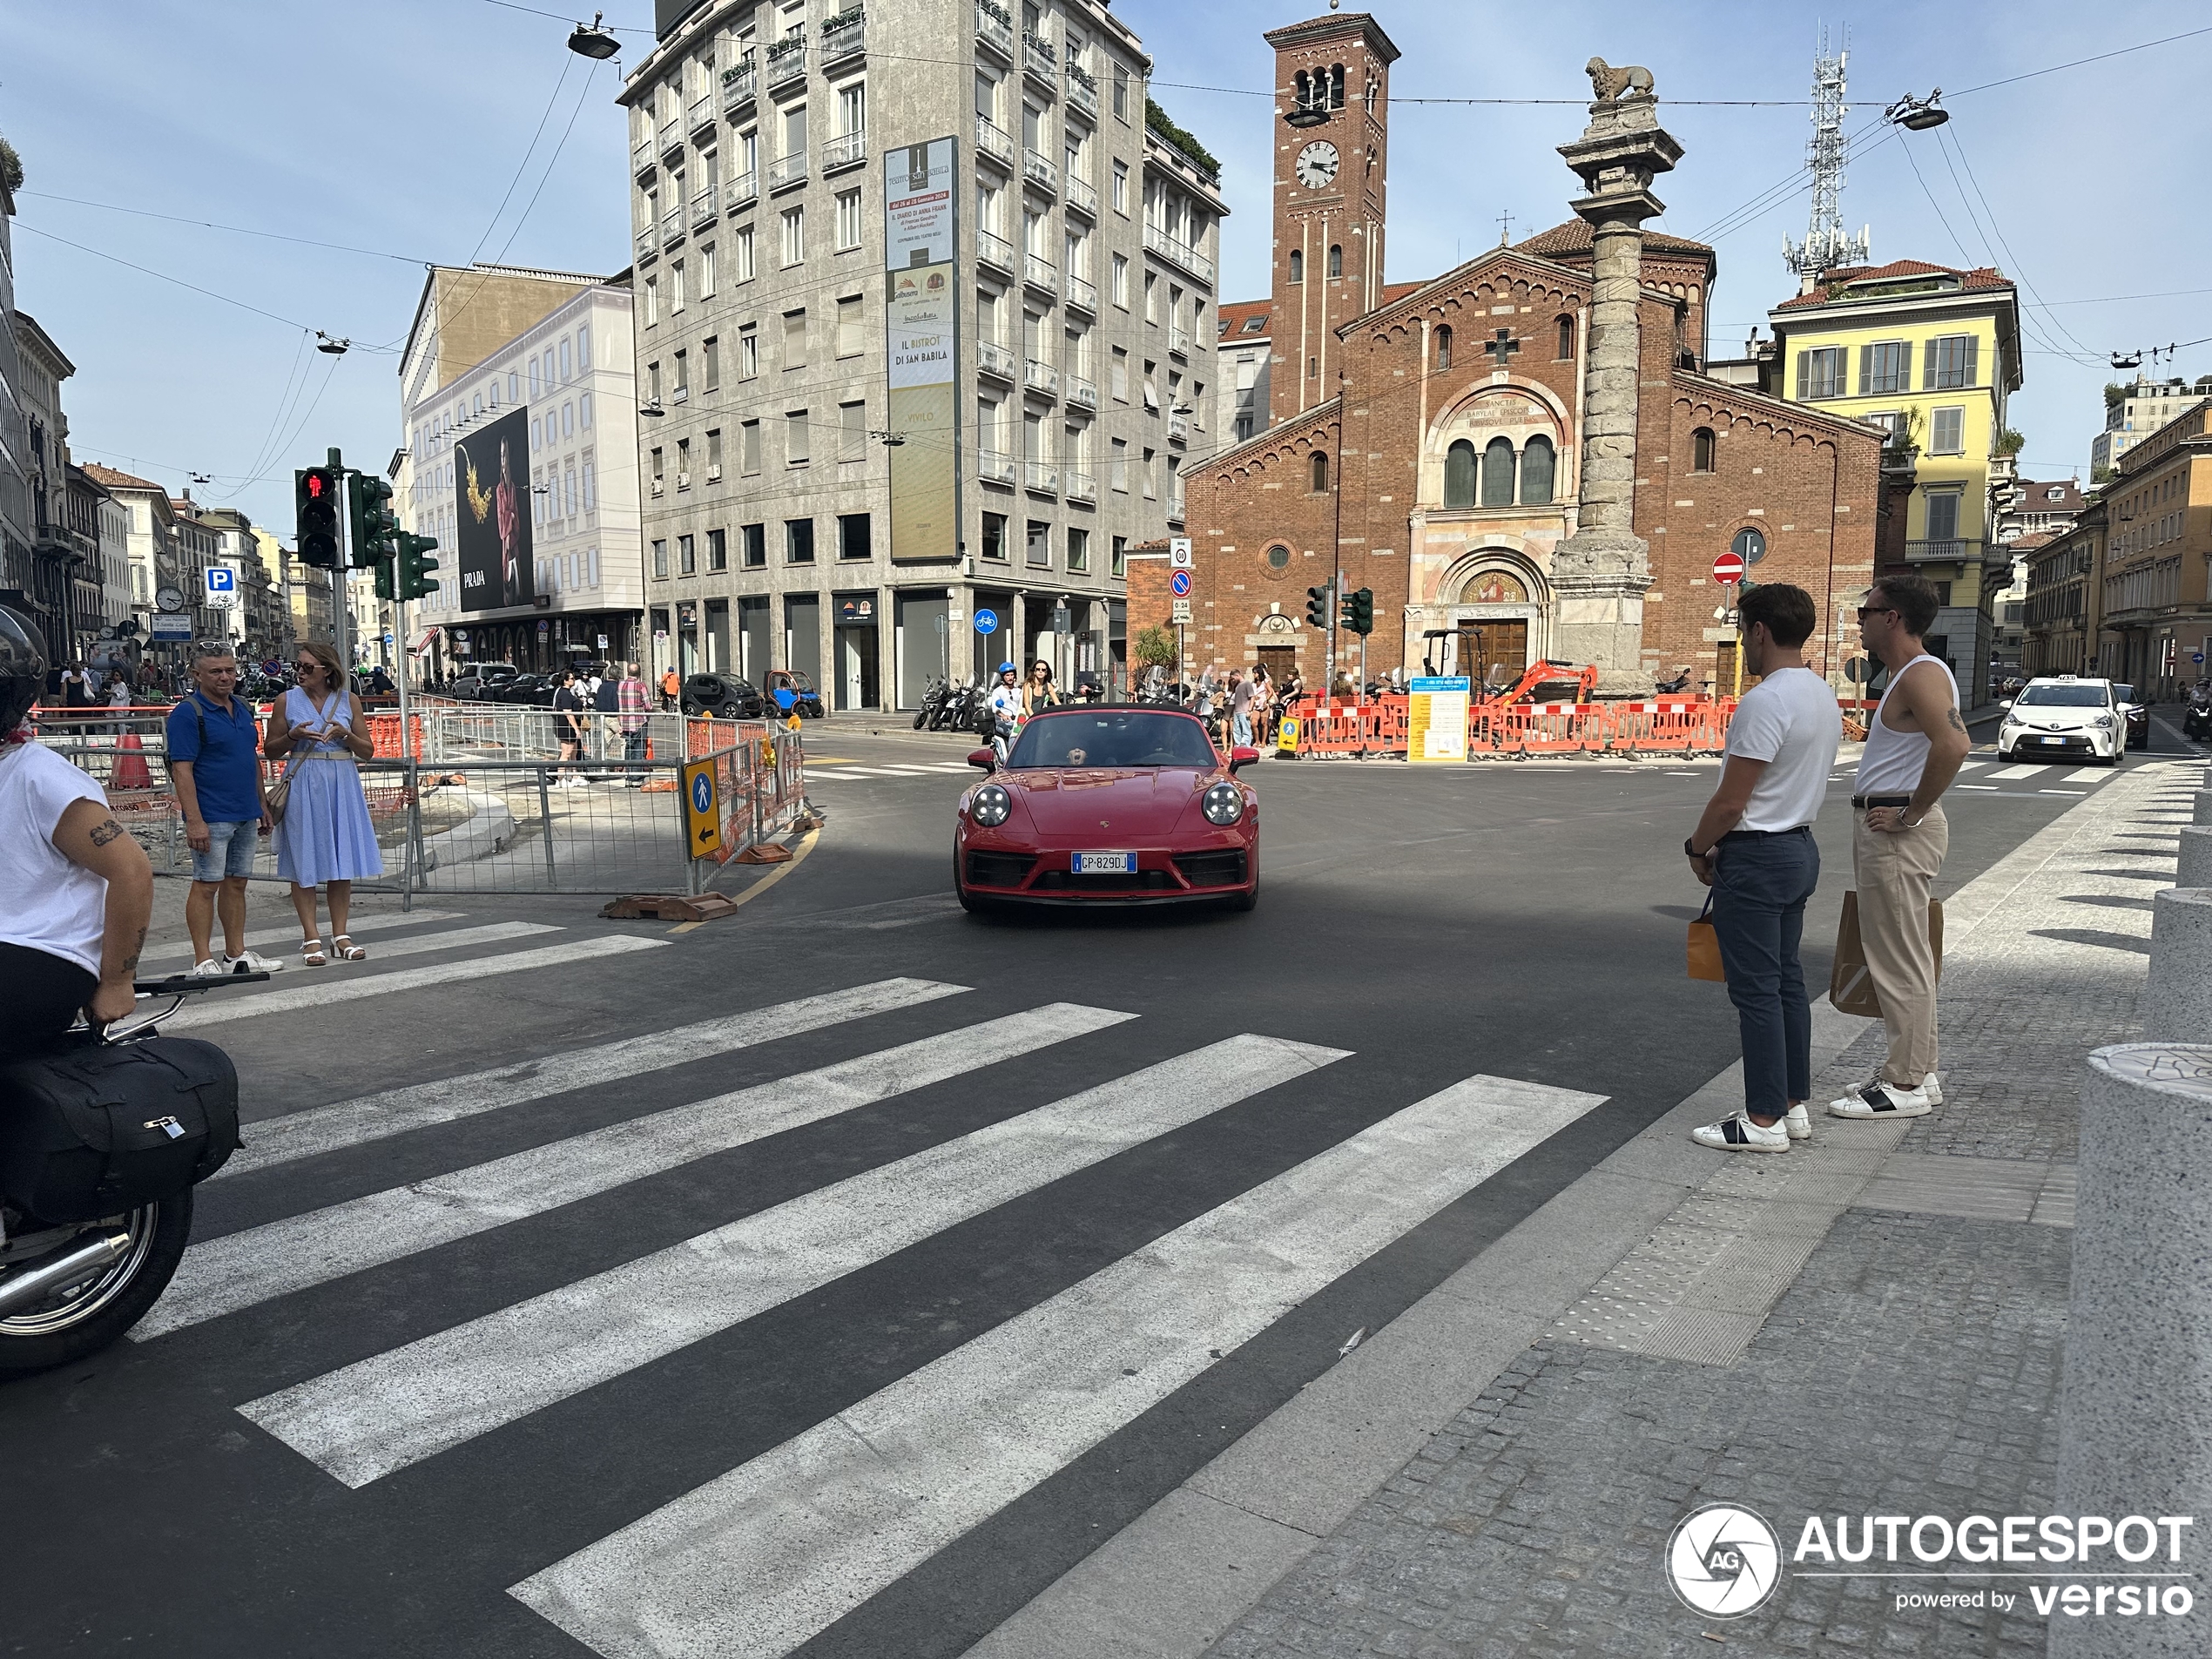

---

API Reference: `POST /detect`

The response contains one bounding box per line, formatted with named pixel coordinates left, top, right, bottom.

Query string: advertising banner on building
left=885, top=139, right=959, bottom=563
left=450, top=405, right=536, bottom=614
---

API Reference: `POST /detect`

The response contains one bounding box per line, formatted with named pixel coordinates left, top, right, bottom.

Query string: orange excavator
left=1482, top=659, right=1597, bottom=706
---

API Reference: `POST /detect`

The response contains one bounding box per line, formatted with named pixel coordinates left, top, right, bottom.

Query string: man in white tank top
left=1831, top=575, right=1972, bottom=1121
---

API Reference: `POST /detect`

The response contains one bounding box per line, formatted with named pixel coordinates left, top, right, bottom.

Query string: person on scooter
left=0, top=606, right=156, bottom=1060
left=985, top=662, right=1022, bottom=740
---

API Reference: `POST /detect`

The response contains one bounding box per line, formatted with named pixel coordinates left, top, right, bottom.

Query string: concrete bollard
left=2141, top=889, right=2212, bottom=1042
left=2050, top=1043, right=2212, bottom=1659
left=2180, top=826, right=2212, bottom=888
left=2193, top=791, right=2212, bottom=828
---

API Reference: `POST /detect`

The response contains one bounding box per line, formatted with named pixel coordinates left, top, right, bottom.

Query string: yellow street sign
left=681, top=759, right=723, bottom=858
left=1277, top=715, right=1301, bottom=755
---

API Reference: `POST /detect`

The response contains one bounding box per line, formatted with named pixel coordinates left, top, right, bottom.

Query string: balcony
left=691, top=186, right=717, bottom=226
left=977, top=227, right=1015, bottom=273
left=1169, top=327, right=1190, bottom=358
left=1064, top=272, right=1096, bottom=314
left=632, top=136, right=656, bottom=179
left=1066, top=373, right=1098, bottom=410
left=1023, top=358, right=1060, bottom=397
left=661, top=208, right=685, bottom=247
left=1064, top=469, right=1096, bottom=503
left=659, top=118, right=683, bottom=158
left=976, top=339, right=1017, bottom=381
left=726, top=169, right=759, bottom=210
left=651, top=478, right=666, bottom=498
left=1023, top=253, right=1058, bottom=295
left=1168, top=411, right=1190, bottom=442
left=825, top=128, right=866, bottom=172
left=1064, top=61, right=1098, bottom=121
left=1024, top=460, right=1059, bottom=494
left=768, top=150, right=808, bottom=192
left=821, top=8, right=866, bottom=65
left=1143, top=222, right=1214, bottom=283
left=975, top=0, right=1013, bottom=60
left=1022, top=147, right=1058, bottom=192
left=1063, top=173, right=1097, bottom=217
left=1167, top=491, right=1185, bottom=524
left=1022, top=30, right=1057, bottom=89
left=974, top=113, right=1015, bottom=169
left=636, top=223, right=658, bottom=260
left=765, top=37, right=808, bottom=92
left=1905, top=538, right=1985, bottom=564
left=722, top=58, right=758, bottom=112
left=689, top=95, right=715, bottom=136
left=671, top=386, right=690, bottom=406
left=677, top=470, right=691, bottom=491
left=977, top=449, right=1016, bottom=487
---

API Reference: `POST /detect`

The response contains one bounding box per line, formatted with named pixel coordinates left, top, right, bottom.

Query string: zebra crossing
left=805, top=757, right=980, bottom=782
left=131, top=907, right=1607, bottom=1659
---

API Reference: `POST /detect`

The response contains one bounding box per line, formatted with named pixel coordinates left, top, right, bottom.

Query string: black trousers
left=0, top=942, right=98, bottom=1062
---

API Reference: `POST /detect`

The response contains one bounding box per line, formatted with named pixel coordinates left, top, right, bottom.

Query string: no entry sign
left=1712, top=550, right=1746, bottom=583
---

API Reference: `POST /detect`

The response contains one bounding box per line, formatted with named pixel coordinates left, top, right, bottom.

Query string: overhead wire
left=473, top=51, right=577, bottom=264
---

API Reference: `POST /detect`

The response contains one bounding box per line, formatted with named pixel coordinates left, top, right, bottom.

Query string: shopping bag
left=1687, top=892, right=1725, bottom=982
left=1831, top=890, right=1944, bottom=1016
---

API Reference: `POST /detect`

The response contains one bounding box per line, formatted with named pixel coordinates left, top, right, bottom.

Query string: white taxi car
left=1997, top=676, right=2123, bottom=765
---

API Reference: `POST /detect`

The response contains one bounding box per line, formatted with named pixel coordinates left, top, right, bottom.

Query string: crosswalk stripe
left=157, top=936, right=664, bottom=1030
left=142, top=910, right=467, bottom=967
left=506, top=1071, right=1607, bottom=1659
left=132, top=1002, right=1133, bottom=1341
left=217, top=978, right=970, bottom=1180
left=242, top=1033, right=1351, bottom=1487
left=1987, top=763, right=2047, bottom=779
left=257, top=921, right=561, bottom=966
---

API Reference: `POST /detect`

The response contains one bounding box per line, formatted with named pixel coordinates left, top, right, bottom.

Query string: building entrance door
left=1455, top=619, right=1528, bottom=691
left=1257, top=644, right=1298, bottom=688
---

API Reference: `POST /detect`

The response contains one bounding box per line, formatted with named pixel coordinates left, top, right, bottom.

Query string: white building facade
left=2093, top=374, right=2209, bottom=476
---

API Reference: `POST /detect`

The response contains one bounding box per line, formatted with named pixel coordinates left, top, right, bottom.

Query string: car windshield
left=2016, top=684, right=2108, bottom=708
left=1008, top=710, right=1219, bottom=769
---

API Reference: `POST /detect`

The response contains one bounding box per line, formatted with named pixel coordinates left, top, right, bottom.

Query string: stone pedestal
left=2190, top=790, right=2212, bottom=827
left=1548, top=534, right=1653, bottom=699
left=2141, top=887, right=2212, bottom=1042
left=2178, top=824, right=2212, bottom=887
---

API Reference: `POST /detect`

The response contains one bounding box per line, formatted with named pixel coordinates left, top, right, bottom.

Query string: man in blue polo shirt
left=165, top=644, right=283, bottom=977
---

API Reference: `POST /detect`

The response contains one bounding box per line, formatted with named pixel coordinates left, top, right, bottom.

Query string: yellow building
left=1768, top=260, right=2022, bottom=705
left=2097, top=402, right=2211, bottom=697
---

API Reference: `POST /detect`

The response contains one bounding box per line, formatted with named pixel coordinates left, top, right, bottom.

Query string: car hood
left=1006, top=768, right=1217, bottom=835
left=2011, top=705, right=2106, bottom=726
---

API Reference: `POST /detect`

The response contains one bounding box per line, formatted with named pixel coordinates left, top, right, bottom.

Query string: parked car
left=1996, top=676, right=2125, bottom=765
left=2109, top=683, right=2151, bottom=751
left=450, top=665, right=519, bottom=700
left=680, top=671, right=766, bottom=719
left=493, top=674, right=556, bottom=707
left=762, top=669, right=826, bottom=719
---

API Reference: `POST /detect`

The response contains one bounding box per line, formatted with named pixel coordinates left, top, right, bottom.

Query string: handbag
left=1687, top=890, right=1725, bottom=981
left=1830, top=890, right=1945, bottom=1016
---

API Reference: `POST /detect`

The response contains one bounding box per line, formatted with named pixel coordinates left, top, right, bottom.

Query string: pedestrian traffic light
left=397, top=532, right=442, bottom=601
left=348, top=474, right=399, bottom=570
left=1305, top=584, right=1331, bottom=630
left=1346, top=587, right=1375, bottom=636
left=295, top=466, right=341, bottom=568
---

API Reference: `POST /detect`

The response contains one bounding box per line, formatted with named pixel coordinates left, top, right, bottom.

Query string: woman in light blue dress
left=263, top=641, right=385, bottom=966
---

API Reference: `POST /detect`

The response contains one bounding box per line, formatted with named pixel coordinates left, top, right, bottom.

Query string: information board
left=1406, top=675, right=1471, bottom=763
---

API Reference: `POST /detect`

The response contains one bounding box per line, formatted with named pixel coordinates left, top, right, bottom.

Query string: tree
left=1995, top=428, right=2026, bottom=457
left=1144, top=98, right=1220, bottom=179
left=1130, top=624, right=1179, bottom=671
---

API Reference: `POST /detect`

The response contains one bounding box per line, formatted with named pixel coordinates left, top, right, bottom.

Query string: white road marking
left=2040, top=788, right=2089, bottom=796
left=133, top=1003, right=1132, bottom=1340
left=1986, top=764, right=2047, bottom=780
left=1958, top=784, right=1999, bottom=791
left=142, top=910, right=467, bottom=967
left=244, top=1034, right=1350, bottom=1487
left=507, top=1072, right=1608, bottom=1659
left=218, top=979, right=969, bottom=1179
left=158, top=936, right=666, bottom=1030
left=263, top=921, right=560, bottom=965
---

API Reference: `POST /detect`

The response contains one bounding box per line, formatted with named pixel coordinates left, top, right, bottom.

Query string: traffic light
left=1345, top=587, right=1375, bottom=636
left=295, top=466, right=341, bottom=568
left=1305, top=583, right=1331, bottom=630
left=349, top=474, right=399, bottom=570
left=397, top=532, right=442, bottom=601
left=373, top=556, right=395, bottom=603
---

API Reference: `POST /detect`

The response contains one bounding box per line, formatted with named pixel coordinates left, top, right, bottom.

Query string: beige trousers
left=1851, top=805, right=1949, bottom=1086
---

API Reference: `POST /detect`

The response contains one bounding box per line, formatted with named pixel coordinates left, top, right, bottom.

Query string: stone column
left=1551, top=86, right=1683, bottom=698
left=2141, top=888, right=2212, bottom=1042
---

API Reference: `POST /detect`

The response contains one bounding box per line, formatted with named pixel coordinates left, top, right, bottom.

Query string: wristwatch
left=1684, top=837, right=1706, bottom=860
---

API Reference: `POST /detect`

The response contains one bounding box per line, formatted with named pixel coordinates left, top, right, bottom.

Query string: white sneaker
left=1827, top=1081, right=1932, bottom=1120
left=1691, top=1111, right=1791, bottom=1153
left=1922, top=1073, right=1943, bottom=1106
left=225, top=948, right=285, bottom=974
left=186, top=957, right=226, bottom=979
left=1784, top=1103, right=1811, bottom=1141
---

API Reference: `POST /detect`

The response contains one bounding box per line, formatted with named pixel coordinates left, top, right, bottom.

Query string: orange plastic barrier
left=1279, top=693, right=1758, bottom=758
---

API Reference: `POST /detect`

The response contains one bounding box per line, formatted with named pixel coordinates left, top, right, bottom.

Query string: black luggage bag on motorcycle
left=0, top=1036, right=241, bottom=1224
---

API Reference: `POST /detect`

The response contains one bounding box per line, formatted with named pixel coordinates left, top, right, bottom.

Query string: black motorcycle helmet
left=0, top=604, right=49, bottom=732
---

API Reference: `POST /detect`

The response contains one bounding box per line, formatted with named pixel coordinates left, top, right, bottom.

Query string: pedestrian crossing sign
left=681, top=759, right=722, bottom=858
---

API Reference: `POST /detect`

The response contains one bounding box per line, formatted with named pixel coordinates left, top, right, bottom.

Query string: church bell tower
left=1264, top=10, right=1399, bottom=426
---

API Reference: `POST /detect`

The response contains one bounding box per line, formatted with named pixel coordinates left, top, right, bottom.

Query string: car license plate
left=1074, top=852, right=1136, bottom=874
left=2040, top=736, right=2066, bottom=745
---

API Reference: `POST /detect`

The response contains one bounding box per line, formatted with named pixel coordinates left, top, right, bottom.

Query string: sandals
left=300, top=938, right=328, bottom=968
left=332, top=935, right=368, bottom=961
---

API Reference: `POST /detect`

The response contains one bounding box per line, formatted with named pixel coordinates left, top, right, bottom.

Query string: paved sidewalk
left=1197, top=758, right=2198, bottom=1659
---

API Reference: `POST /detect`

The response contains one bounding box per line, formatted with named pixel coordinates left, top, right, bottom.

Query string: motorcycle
left=914, top=676, right=950, bottom=731
left=0, top=972, right=257, bottom=1377
left=2184, top=685, right=2212, bottom=742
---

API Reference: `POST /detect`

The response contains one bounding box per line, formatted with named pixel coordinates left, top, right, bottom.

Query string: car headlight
left=969, top=784, right=1012, bottom=827
left=1202, top=782, right=1245, bottom=826
left=2093, top=714, right=2114, bottom=729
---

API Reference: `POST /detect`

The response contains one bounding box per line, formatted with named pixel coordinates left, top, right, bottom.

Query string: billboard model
left=452, top=406, right=535, bottom=613
left=885, top=138, right=959, bottom=563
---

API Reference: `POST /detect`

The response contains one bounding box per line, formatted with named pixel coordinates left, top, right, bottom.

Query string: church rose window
left=1435, top=326, right=1452, bottom=371
left=1444, top=440, right=1477, bottom=508
left=1266, top=543, right=1291, bottom=570
left=1520, top=435, right=1555, bottom=504
left=1480, top=437, right=1515, bottom=507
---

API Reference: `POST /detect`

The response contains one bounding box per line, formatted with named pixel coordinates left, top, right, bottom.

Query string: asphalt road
left=0, top=716, right=2187, bottom=1659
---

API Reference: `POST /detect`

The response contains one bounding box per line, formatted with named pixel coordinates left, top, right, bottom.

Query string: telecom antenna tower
left=1784, top=29, right=1871, bottom=280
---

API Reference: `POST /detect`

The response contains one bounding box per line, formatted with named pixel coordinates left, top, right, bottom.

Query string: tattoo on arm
left=1945, top=707, right=1966, bottom=734
left=88, top=817, right=127, bottom=846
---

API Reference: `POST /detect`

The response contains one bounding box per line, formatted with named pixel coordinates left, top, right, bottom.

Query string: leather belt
left=1852, top=793, right=1912, bottom=810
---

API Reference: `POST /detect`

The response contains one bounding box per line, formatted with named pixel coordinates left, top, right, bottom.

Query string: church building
left=1170, top=10, right=1885, bottom=697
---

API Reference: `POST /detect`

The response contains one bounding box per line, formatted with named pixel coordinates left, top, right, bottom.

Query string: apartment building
left=2091, top=374, right=2209, bottom=479
left=622, top=0, right=1224, bottom=710
left=2096, top=401, right=2210, bottom=696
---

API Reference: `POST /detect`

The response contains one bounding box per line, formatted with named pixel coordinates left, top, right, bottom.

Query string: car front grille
left=965, top=851, right=1037, bottom=887
left=1172, top=850, right=1248, bottom=888
left=1030, top=867, right=1176, bottom=893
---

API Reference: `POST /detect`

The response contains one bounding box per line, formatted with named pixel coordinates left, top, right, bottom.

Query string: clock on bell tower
left=1264, top=10, right=1400, bottom=426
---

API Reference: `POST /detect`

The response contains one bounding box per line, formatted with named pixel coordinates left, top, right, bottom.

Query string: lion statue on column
left=1586, top=57, right=1655, bottom=102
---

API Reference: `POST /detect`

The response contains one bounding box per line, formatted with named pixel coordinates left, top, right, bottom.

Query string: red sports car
left=954, top=706, right=1261, bottom=911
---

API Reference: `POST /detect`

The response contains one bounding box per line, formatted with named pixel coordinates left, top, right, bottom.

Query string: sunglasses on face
left=1856, top=605, right=1897, bottom=620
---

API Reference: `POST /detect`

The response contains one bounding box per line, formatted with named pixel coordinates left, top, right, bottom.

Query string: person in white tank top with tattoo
left=1832, top=575, right=1972, bottom=1120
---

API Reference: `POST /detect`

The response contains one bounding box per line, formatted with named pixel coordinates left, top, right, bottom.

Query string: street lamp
left=316, top=332, right=350, bottom=356
left=568, top=11, right=621, bottom=59
left=639, top=398, right=666, bottom=418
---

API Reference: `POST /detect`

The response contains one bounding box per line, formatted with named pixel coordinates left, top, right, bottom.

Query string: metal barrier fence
left=1279, top=692, right=1878, bottom=759
left=30, top=703, right=807, bottom=898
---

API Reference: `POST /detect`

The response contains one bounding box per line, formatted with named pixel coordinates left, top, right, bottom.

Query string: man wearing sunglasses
left=1832, top=575, right=1970, bottom=1120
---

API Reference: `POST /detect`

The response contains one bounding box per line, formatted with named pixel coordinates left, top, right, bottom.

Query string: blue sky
left=6, top=0, right=2208, bottom=536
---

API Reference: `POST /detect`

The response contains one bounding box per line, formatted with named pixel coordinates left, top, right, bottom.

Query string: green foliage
left=1144, top=98, right=1219, bottom=179
left=1130, top=624, right=1179, bottom=670
left=2091, top=466, right=2118, bottom=485
left=0, top=135, right=22, bottom=196
left=1995, top=428, right=2026, bottom=456
left=2103, top=382, right=2128, bottom=410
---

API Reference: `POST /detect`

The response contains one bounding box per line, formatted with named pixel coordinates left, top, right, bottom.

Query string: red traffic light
left=305, top=474, right=326, bottom=499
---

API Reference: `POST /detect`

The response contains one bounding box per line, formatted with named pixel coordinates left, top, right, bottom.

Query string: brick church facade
left=1167, top=10, right=1883, bottom=696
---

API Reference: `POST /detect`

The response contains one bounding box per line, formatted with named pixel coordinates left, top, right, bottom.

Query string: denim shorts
left=192, top=818, right=260, bottom=881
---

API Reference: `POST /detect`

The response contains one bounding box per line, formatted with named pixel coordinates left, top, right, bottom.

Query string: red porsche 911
left=954, top=706, right=1260, bottom=911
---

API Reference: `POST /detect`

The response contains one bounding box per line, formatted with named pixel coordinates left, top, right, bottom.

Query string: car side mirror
left=968, top=746, right=997, bottom=770
left=1228, top=746, right=1260, bottom=773
left=1999, top=699, right=2013, bottom=710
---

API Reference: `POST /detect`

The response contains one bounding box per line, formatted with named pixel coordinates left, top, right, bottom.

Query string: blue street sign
left=204, top=566, right=236, bottom=596
left=691, top=772, right=714, bottom=813
left=974, top=609, right=999, bottom=635
left=1170, top=570, right=1192, bottom=597
left=2195, top=651, right=2206, bottom=664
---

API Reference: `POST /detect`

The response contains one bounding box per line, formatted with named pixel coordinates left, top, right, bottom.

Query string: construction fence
left=30, top=699, right=810, bottom=898
left=1278, top=693, right=1881, bottom=759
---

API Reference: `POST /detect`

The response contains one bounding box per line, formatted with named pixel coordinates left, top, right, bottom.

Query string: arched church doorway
left=1455, top=569, right=1533, bottom=689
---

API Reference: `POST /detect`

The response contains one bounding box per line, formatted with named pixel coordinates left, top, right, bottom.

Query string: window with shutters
left=1925, top=488, right=1962, bottom=542
left=839, top=400, right=865, bottom=462
left=1444, top=440, right=1476, bottom=508
left=1797, top=347, right=1846, bottom=401
left=706, top=428, right=723, bottom=481
left=1520, top=436, right=1555, bottom=504
left=1859, top=340, right=1908, bottom=396
left=782, top=308, right=807, bottom=369
left=836, top=295, right=864, bottom=356
left=1925, top=334, right=1978, bottom=390
left=703, top=337, right=719, bottom=391
left=786, top=408, right=810, bottom=466
left=1480, top=437, right=1515, bottom=506
left=1930, top=406, right=1965, bottom=455
left=740, top=419, right=762, bottom=475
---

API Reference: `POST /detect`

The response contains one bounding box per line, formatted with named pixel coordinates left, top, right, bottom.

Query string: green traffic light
left=397, top=531, right=442, bottom=601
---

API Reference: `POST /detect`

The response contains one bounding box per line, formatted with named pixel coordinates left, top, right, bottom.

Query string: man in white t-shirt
left=1682, top=583, right=1841, bottom=1154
